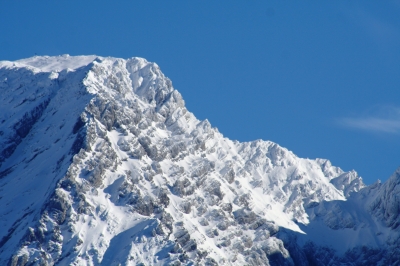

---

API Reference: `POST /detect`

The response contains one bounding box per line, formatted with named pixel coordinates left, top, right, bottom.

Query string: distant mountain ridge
left=0, top=55, right=399, bottom=265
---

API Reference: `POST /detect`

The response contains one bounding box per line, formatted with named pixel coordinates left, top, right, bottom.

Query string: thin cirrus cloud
left=340, top=3, right=400, bottom=52
left=339, top=106, right=400, bottom=133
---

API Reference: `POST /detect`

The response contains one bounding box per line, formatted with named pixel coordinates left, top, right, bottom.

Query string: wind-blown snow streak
left=0, top=55, right=399, bottom=265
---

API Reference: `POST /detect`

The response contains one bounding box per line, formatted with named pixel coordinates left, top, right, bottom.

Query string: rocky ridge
left=0, top=55, right=399, bottom=265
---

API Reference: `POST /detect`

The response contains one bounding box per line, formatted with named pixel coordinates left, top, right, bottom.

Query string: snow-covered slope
left=0, top=55, right=398, bottom=265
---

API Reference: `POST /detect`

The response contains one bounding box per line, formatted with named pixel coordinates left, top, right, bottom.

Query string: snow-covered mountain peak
left=0, top=55, right=399, bottom=265
left=14, top=54, right=98, bottom=72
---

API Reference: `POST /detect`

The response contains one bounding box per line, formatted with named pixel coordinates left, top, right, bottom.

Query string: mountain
left=0, top=55, right=399, bottom=266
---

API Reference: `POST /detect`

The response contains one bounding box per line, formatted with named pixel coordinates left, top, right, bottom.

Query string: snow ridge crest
left=0, top=55, right=399, bottom=266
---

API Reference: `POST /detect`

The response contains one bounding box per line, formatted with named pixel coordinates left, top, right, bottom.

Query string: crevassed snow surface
left=0, top=55, right=399, bottom=266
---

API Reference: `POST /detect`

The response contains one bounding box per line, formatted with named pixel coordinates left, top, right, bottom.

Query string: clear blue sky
left=1, top=1, right=400, bottom=184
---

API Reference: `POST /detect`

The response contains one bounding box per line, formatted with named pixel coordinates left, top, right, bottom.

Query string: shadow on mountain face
left=276, top=187, right=400, bottom=266
left=100, top=219, right=158, bottom=266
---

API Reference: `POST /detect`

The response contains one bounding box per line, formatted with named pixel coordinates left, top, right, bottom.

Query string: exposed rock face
left=0, top=55, right=399, bottom=265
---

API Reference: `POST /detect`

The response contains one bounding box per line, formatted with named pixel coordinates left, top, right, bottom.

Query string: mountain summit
left=0, top=55, right=398, bottom=265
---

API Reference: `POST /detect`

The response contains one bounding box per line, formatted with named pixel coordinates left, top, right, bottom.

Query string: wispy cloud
left=341, top=4, right=400, bottom=50
left=339, top=106, right=400, bottom=133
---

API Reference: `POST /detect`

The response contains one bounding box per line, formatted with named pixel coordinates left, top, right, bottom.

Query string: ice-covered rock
left=0, top=55, right=399, bottom=265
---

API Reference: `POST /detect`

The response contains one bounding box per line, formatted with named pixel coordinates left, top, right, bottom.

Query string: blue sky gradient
left=1, top=1, right=400, bottom=184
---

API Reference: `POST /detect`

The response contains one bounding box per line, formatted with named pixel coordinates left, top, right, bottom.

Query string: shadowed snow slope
left=0, top=55, right=399, bottom=265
